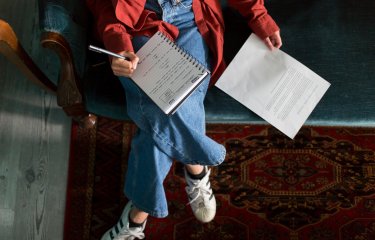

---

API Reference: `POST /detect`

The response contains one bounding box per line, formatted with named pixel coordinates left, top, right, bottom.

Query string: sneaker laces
left=186, top=169, right=213, bottom=206
left=117, top=226, right=145, bottom=240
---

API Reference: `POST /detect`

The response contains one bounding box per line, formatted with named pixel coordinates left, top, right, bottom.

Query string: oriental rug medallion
left=64, top=118, right=375, bottom=240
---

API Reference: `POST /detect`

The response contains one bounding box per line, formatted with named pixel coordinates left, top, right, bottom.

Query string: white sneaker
left=101, top=201, right=146, bottom=240
left=185, top=166, right=216, bottom=223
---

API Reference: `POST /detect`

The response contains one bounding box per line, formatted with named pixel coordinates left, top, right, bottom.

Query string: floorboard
left=0, top=1, right=71, bottom=239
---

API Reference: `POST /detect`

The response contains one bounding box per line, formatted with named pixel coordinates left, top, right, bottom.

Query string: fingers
left=270, top=32, right=282, bottom=49
left=264, top=31, right=282, bottom=50
left=264, top=38, right=274, bottom=50
left=111, top=51, right=139, bottom=77
left=128, top=52, right=139, bottom=70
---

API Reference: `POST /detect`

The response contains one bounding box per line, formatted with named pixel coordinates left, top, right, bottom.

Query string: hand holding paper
left=263, top=30, right=282, bottom=50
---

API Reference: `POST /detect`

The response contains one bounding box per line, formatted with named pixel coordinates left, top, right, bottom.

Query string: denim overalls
left=118, top=0, right=226, bottom=218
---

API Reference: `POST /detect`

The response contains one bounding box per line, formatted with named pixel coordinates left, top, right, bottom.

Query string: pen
left=88, top=45, right=130, bottom=60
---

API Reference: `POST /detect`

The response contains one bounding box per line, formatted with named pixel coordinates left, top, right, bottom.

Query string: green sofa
left=2, top=0, right=375, bottom=128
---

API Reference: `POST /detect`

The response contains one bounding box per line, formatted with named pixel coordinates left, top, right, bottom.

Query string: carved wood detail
left=40, top=32, right=83, bottom=108
left=40, top=31, right=96, bottom=128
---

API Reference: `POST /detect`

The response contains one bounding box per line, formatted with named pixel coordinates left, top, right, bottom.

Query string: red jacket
left=86, top=0, right=279, bottom=84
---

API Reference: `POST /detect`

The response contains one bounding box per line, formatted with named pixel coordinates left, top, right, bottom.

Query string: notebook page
left=131, top=32, right=208, bottom=114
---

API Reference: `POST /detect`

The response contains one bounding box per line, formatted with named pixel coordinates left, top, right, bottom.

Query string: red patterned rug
left=64, top=117, right=375, bottom=240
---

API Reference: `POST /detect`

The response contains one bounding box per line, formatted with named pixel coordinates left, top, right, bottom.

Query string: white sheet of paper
left=215, top=34, right=330, bottom=139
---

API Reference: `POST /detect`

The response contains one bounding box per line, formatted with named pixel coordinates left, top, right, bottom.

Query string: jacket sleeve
left=86, top=0, right=134, bottom=53
left=227, top=0, right=279, bottom=39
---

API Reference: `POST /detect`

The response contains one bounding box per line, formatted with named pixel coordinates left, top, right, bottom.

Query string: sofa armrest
left=0, top=19, right=57, bottom=93
left=40, top=31, right=98, bottom=128
left=38, top=0, right=91, bottom=119
left=40, top=31, right=85, bottom=116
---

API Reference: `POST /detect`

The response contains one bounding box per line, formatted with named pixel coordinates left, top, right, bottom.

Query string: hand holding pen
left=89, top=45, right=139, bottom=77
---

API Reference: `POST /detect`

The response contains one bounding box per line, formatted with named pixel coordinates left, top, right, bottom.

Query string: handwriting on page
left=136, top=40, right=201, bottom=104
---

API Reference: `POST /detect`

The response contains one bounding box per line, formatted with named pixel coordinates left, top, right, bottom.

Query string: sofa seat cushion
left=205, top=1, right=375, bottom=126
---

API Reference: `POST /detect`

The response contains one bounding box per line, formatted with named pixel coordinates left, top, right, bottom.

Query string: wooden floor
left=0, top=1, right=71, bottom=240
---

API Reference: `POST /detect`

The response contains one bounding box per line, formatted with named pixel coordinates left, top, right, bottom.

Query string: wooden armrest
left=0, top=19, right=56, bottom=93
left=40, top=31, right=98, bottom=128
left=40, top=31, right=86, bottom=117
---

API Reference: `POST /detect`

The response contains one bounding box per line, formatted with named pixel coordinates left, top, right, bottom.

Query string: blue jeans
left=118, top=0, right=226, bottom=218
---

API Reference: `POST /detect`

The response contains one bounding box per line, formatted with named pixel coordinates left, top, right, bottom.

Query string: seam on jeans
left=151, top=126, right=226, bottom=166
left=130, top=146, right=138, bottom=192
left=173, top=0, right=192, bottom=9
left=137, top=93, right=201, bottom=165
left=135, top=79, right=190, bottom=162
left=137, top=88, right=146, bottom=118
left=127, top=195, right=169, bottom=218
left=212, top=147, right=226, bottom=166
left=151, top=125, right=192, bottom=162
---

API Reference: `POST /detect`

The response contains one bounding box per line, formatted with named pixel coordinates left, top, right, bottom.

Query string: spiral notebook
left=130, top=31, right=209, bottom=115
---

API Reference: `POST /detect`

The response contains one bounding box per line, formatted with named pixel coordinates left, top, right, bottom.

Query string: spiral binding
left=156, top=32, right=207, bottom=73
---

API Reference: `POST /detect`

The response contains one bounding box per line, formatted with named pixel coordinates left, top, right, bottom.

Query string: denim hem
left=150, top=126, right=227, bottom=166
left=212, top=147, right=226, bottom=166
left=125, top=192, right=169, bottom=218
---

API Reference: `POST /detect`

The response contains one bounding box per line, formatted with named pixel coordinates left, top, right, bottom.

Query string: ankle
left=185, top=166, right=207, bottom=180
left=128, top=215, right=145, bottom=228
left=185, top=164, right=205, bottom=174
left=129, top=207, right=148, bottom=225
